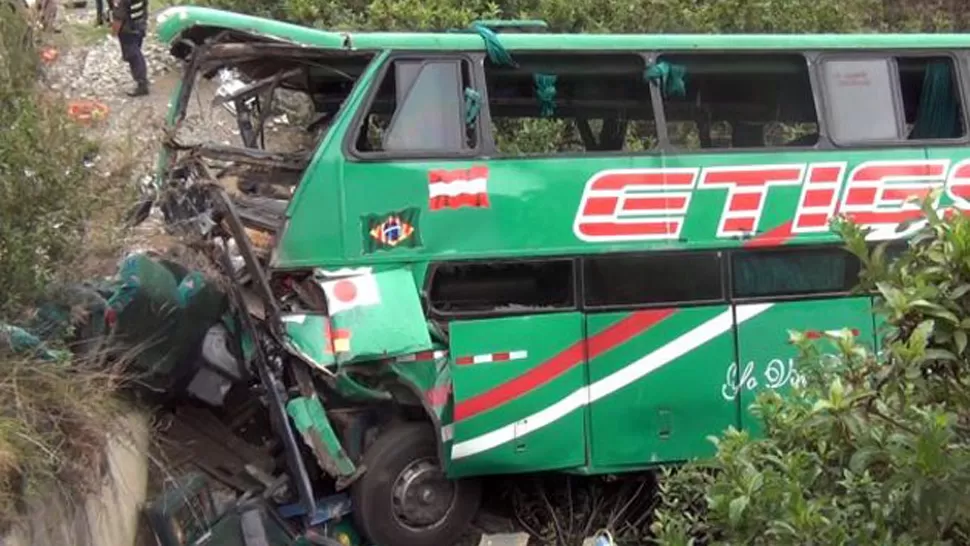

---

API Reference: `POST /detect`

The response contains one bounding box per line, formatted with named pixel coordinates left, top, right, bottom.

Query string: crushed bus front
left=150, top=8, right=471, bottom=546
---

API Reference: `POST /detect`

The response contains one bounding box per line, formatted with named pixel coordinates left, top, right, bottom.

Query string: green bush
left=182, top=0, right=898, bottom=32
left=651, top=201, right=970, bottom=545
left=0, top=8, right=101, bottom=317
left=182, top=0, right=970, bottom=34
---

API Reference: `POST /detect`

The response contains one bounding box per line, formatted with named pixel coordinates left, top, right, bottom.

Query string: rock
left=477, top=533, right=530, bottom=546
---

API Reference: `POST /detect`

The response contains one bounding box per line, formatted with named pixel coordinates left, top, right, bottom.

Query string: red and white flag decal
left=428, top=166, right=489, bottom=211
left=803, top=328, right=860, bottom=340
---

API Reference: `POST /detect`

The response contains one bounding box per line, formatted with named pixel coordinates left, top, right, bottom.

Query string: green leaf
left=949, top=284, right=970, bottom=299
left=910, top=300, right=960, bottom=325
left=923, top=348, right=958, bottom=361
left=829, top=376, right=845, bottom=401
left=848, top=446, right=881, bottom=473
left=956, top=330, right=967, bottom=354
left=728, top=495, right=749, bottom=526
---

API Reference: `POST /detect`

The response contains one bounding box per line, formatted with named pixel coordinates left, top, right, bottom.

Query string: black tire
left=351, top=422, right=481, bottom=546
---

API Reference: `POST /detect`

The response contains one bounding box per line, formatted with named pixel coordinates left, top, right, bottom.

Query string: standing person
left=111, top=0, right=148, bottom=97
left=38, top=0, right=57, bottom=31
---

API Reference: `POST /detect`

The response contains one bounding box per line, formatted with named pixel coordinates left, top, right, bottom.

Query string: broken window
left=163, top=41, right=373, bottom=243
left=428, top=259, right=575, bottom=315
left=176, top=51, right=369, bottom=154
left=583, top=252, right=724, bottom=308
left=822, top=55, right=965, bottom=143
left=657, top=54, right=819, bottom=150
left=483, top=53, right=659, bottom=155
left=353, top=58, right=476, bottom=155
left=731, top=246, right=861, bottom=299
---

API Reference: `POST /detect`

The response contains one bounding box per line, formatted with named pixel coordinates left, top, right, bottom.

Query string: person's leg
left=119, top=31, right=149, bottom=96
left=39, top=0, right=57, bottom=30
left=131, top=31, right=148, bottom=83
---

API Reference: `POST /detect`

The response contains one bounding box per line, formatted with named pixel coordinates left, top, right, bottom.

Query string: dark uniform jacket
left=112, top=0, right=147, bottom=33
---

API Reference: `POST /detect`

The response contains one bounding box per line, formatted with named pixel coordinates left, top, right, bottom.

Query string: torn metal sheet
left=315, top=268, right=432, bottom=365
left=389, top=347, right=452, bottom=424
left=334, top=369, right=392, bottom=402
left=281, top=313, right=336, bottom=371
left=285, top=395, right=361, bottom=489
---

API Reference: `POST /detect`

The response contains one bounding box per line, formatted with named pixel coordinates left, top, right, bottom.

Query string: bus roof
left=156, top=5, right=970, bottom=54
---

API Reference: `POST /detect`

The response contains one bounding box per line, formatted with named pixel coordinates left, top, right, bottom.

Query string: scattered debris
left=66, top=97, right=109, bottom=123
left=477, top=533, right=530, bottom=546
left=39, top=45, right=57, bottom=63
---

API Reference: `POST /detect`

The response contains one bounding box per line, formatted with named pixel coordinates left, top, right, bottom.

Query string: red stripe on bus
left=794, top=212, right=830, bottom=229
left=577, top=221, right=678, bottom=237
left=426, top=384, right=452, bottom=407
left=727, top=192, right=762, bottom=212
left=583, top=196, right=619, bottom=216
left=724, top=217, right=756, bottom=233
left=742, top=221, right=794, bottom=248
left=453, top=309, right=674, bottom=422
left=803, top=188, right=836, bottom=208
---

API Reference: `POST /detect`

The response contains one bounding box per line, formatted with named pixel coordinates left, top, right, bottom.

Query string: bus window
left=656, top=53, right=818, bottom=150
left=731, top=246, right=862, bottom=300
left=821, top=58, right=898, bottom=142
left=428, top=259, right=575, bottom=316
left=821, top=55, right=965, bottom=144
left=353, top=58, right=476, bottom=155
left=482, top=53, right=658, bottom=155
left=583, top=252, right=723, bottom=308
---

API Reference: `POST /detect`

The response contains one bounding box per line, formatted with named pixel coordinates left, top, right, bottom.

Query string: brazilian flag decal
left=362, top=208, right=421, bottom=253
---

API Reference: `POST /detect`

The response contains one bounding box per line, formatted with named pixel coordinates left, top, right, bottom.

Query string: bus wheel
left=351, top=422, right=481, bottom=546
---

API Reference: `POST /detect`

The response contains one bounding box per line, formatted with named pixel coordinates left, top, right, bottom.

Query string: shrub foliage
left=651, top=202, right=970, bottom=545
left=0, top=8, right=100, bottom=317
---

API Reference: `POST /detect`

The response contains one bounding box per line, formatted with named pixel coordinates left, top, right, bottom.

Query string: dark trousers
left=119, top=30, right=148, bottom=85
left=95, top=0, right=115, bottom=25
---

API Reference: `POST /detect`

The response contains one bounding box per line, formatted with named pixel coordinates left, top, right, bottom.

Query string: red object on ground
left=104, top=307, right=117, bottom=328
left=67, top=99, right=109, bottom=124
left=40, top=46, right=58, bottom=63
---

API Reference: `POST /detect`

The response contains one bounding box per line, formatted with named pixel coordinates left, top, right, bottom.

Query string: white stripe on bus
left=450, top=303, right=773, bottom=460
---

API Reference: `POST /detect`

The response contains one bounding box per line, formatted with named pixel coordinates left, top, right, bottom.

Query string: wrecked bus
left=151, top=6, right=970, bottom=545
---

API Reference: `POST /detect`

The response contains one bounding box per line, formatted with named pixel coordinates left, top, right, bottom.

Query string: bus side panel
left=586, top=305, right=738, bottom=469
left=445, top=312, right=587, bottom=478
left=733, top=298, right=876, bottom=436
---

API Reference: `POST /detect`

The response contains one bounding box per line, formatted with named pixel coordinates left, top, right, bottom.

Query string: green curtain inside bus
left=909, top=60, right=961, bottom=140
left=534, top=73, right=557, bottom=117
left=464, top=87, right=482, bottom=124
left=469, top=22, right=517, bottom=67
left=645, top=61, right=686, bottom=98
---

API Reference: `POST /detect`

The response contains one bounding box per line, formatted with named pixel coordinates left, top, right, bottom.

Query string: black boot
left=126, top=81, right=149, bottom=97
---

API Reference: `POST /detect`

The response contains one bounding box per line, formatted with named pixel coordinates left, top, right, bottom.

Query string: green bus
left=154, top=6, right=968, bottom=545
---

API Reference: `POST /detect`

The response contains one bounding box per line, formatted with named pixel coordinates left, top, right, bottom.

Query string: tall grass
left=0, top=7, right=103, bottom=317
left=0, top=6, right=136, bottom=533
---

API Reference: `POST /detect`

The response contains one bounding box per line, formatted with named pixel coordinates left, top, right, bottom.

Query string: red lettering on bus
left=840, top=160, right=948, bottom=231
left=793, top=162, right=846, bottom=233
left=574, top=168, right=699, bottom=241
left=575, top=158, right=970, bottom=244
left=698, top=165, right=805, bottom=237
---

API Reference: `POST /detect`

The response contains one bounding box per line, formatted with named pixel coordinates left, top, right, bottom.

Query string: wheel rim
left=390, top=456, right=457, bottom=530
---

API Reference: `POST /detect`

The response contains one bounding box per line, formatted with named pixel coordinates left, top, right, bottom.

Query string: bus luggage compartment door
left=732, top=297, right=876, bottom=436
left=586, top=305, right=739, bottom=468
left=445, top=312, right=587, bottom=477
